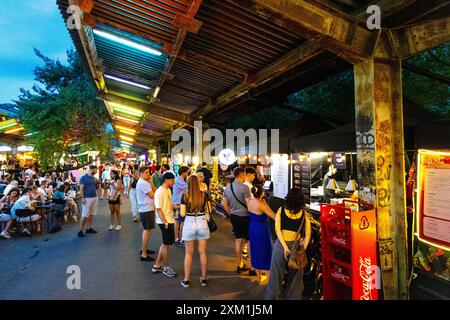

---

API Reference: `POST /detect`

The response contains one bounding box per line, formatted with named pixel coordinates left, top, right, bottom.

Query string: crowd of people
left=1, top=158, right=311, bottom=300
left=0, top=167, right=80, bottom=238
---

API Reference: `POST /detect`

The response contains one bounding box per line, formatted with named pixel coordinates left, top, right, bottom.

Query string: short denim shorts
left=181, top=215, right=210, bottom=241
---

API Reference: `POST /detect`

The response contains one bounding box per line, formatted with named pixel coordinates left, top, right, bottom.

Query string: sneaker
left=152, top=265, right=163, bottom=273
left=133, top=218, right=138, bottom=222
left=86, top=228, right=97, bottom=234
left=1, top=231, right=11, bottom=239
left=176, top=240, right=185, bottom=247
left=200, top=279, right=208, bottom=287
left=236, top=266, right=249, bottom=274
left=180, top=280, right=190, bottom=288
left=140, top=249, right=156, bottom=255
left=163, top=266, right=177, bottom=278
left=115, top=225, right=122, bottom=231
left=77, top=231, right=85, bottom=238
left=108, top=225, right=115, bottom=231
left=140, top=255, right=155, bottom=262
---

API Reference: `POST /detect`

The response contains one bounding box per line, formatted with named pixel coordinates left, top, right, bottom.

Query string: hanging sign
left=271, top=154, right=289, bottom=199
left=333, top=152, right=347, bottom=170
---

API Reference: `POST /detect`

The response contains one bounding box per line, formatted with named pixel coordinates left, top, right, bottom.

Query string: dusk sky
left=0, top=0, right=73, bottom=104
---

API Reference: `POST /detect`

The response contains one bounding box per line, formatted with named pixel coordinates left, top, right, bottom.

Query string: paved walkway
left=0, top=197, right=266, bottom=300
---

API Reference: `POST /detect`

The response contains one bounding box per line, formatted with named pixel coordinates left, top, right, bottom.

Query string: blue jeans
left=123, top=176, right=130, bottom=193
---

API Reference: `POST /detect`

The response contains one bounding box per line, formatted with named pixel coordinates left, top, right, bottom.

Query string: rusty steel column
left=354, top=59, right=408, bottom=300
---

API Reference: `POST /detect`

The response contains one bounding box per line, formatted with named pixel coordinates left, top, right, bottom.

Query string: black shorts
left=140, top=211, right=155, bottom=230
left=108, top=196, right=121, bottom=205
left=230, top=215, right=250, bottom=240
left=158, top=223, right=175, bottom=245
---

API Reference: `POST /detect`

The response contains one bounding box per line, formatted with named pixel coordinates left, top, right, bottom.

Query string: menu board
left=417, top=150, right=450, bottom=248
left=292, top=153, right=311, bottom=204
left=271, top=154, right=289, bottom=199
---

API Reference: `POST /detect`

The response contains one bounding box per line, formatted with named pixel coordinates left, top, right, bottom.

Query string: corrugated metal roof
left=56, top=0, right=449, bottom=147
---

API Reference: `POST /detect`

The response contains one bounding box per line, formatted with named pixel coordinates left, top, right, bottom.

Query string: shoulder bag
left=204, top=194, right=217, bottom=233
left=287, top=212, right=308, bottom=270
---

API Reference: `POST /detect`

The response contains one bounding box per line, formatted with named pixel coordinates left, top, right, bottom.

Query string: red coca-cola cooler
left=320, top=201, right=380, bottom=300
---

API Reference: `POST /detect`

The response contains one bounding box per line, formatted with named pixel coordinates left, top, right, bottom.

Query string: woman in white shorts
left=180, top=175, right=210, bottom=289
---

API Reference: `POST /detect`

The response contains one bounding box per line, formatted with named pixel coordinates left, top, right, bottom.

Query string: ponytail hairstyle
left=251, top=184, right=264, bottom=198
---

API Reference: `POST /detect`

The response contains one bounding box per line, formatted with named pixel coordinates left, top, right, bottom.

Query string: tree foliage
left=16, top=48, right=114, bottom=170
left=403, top=45, right=450, bottom=117
left=230, top=44, right=449, bottom=128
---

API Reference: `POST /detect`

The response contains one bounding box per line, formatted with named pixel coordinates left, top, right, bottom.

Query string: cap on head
left=89, top=165, right=97, bottom=170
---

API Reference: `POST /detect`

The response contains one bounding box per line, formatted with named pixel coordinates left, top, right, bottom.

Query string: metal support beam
left=226, top=0, right=379, bottom=63
left=78, top=0, right=94, bottom=13
left=99, top=92, right=193, bottom=126
left=194, top=41, right=323, bottom=118
left=155, top=0, right=204, bottom=95
left=68, top=0, right=105, bottom=93
left=354, top=59, right=408, bottom=300
left=388, top=16, right=450, bottom=58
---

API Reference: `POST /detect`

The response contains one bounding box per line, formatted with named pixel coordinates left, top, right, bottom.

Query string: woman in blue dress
left=247, top=184, right=276, bottom=283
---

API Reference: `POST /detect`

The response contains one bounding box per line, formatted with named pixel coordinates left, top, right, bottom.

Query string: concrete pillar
left=354, top=59, right=408, bottom=300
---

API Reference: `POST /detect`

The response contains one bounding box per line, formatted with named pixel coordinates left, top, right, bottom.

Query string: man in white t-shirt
left=152, top=172, right=176, bottom=278
left=101, top=165, right=111, bottom=199
left=136, top=166, right=157, bottom=262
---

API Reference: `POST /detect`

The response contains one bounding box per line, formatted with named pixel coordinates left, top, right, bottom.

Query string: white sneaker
left=108, top=225, right=115, bottom=231
left=115, top=225, right=122, bottom=231
left=163, top=266, right=177, bottom=278
left=1, top=231, right=11, bottom=239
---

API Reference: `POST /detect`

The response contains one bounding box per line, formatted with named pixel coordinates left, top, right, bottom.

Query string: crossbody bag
left=230, top=183, right=247, bottom=209
left=287, top=212, right=307, bottom=270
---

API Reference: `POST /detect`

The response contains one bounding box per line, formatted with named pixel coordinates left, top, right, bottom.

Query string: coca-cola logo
left=359, top=257, right=374, bottom=300
left=333, top=236, right=347, bottom=245
left=359, top=216, right=369, bottom=230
